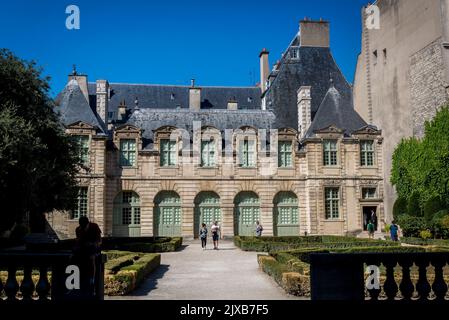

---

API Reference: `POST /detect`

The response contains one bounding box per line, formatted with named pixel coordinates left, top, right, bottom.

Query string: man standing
left=367, top=220, right=375, bottom=239
left=74, top=216, right=102, bottom=295
left=389, top=220, right=399, bottom=242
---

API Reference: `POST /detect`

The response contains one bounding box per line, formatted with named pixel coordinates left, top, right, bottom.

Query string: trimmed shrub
left=282, top=272, right=310, bottom=296
left=393, top=197, right=408, bottom=219
left=419, top=230, right=432, bottom=240
left=105, top=254, right=140, bottom=274
left=407, top=192, right=422, bottom=217
left=104, top=252, right=161, bottom=296
left=424, top=196, right=445, bottom=222
left=103, top=237, right=182, bottom=253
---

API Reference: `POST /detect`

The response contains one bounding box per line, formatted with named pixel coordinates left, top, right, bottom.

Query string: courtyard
left=109, top=239, right=302, bottom=300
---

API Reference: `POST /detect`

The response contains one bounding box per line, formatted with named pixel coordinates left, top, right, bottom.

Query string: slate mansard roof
left=57, top=79, right=106, bottom=133
left=87, top=83, right=262, bottom=113
left=55, top=23, right=375, bottom=148
left=128, top=109, right=276, bottom=149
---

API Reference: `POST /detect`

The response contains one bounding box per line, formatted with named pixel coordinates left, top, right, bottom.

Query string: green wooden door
left=194, top=192, right=221, bottom=238
left=234, top=192, right=260, bottom=236
left=154, top=191, right=182, bottom=237
left=113, top=191, right=141, bottom=237
left=273, top=192, right=299, bottom=236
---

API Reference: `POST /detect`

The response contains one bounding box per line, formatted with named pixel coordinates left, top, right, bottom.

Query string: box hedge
left=104, top=252, right=161, bottom=296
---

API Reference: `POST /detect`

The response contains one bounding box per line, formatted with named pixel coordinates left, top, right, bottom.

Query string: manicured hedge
left=102, top=237, right=182, bottom=253
left=104, top=252, right=161, bottom=296
left=105, top=253, right=140, bottom=274
left=57, top=237, right=183, bottom=253
left=235, top=236, right=396, bottom=252
left=401, top=237, right=449, bottom=247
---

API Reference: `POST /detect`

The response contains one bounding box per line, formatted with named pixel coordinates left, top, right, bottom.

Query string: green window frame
left=325, top=187, right=340, bottom=219
left=278, top=141, right=293, bottom=168
left=73, top=135, right=90, bottom=165
left=275, top=192, right=299, bottom=225
left=323, top=140, right=338, bottom=166
left=201, top=140, right=216, bottom=167
left=160, top=139, right=177, bottom=166
left=120, top=139, right=137, bottom=167
left=239, top=139, right=256, bottom=168
left=72, top=187, right=88, bottom=220
left=360, top=140, right=374, bottom=166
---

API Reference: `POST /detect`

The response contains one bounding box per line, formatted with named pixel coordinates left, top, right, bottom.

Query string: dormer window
left=238, top=138, right=256, bottom=168
left=160, top=139, right=177, bottom=166
left=290, top=48, right=299, bottom=59
left=119, top=139, right=137, bottom=167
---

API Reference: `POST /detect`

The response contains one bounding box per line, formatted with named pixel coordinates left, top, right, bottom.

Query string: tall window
left=160, top=139, right=177, bottom=166
left=239, top=139, right=256, bottom=167
left=325, top=187, right=339, bottom=219
left=120, top=139, right=136, bottom=167
left=201, top=140, right=216, bottom=167
left=323, top=140, right=337, bottom=166
left=278, top=141, right=293, bottom=168
left=362, top=187, right=377, bottom=199
left=360, top=140, right=374, bottom=166
left=73, top=135, right=90, bottom=165
left=72, top=187, right=88, bottom=219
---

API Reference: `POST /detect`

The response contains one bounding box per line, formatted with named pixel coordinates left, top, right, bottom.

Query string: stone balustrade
left=310, top=252, right=449, bottom=301
left=0, top=251, right=106, bottom=301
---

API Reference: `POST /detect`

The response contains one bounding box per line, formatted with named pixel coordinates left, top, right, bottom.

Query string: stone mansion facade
left=48, top=20, right=384, bottom=239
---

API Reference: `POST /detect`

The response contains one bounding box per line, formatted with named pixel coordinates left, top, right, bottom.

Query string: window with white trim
left=160, top=139, right=177, bottom=166
left=325, top=187, right=340, bottom=219
left=201, top=140, right=216, bottom=167
left=278, top=141, right=293, bottom=168
left=120, top=139, right=137, bottom=167
left=73, top=135, right=90, bottom=165
left=360, top=140, right=374, bottom=166
left=362, top=187, right=377, bottom=199
left=323, top=140, right=337, bottom=166
left=239, top=138, right=256, bottom=168
left=72, top=187, right=88, bottom=220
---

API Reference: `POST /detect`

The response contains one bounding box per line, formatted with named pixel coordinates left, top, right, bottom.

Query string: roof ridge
left=87, top=82, right=259, bottom=89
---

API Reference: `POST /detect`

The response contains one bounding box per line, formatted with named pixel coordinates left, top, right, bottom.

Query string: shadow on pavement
left=129, top=264, right=170, bottom=296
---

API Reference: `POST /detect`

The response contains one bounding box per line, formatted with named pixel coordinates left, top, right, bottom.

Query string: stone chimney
left=117, top=100, right=127, bottom=121
left=297, top=86, right=312, bottom=138
left=299, top=19, right=330, bottom=48
left=96, top=79, right=109, bottom=125
left=189, top=79, right=201, bottom=111
left=227, top=97, right=238, bottom=110
left=68, top=65, right=89, bottom=102
left=259, top=48, right=270, bottom=93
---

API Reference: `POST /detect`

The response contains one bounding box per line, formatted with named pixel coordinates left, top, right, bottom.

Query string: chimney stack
left=118, top=100, right=127, bottom=121
left=96, top=79, right=109, bottom=125
left=189, top=79, right=201, bottom=111
left=259, top=48, right=270, bottom=93
left=299, top=19, right=330, bottom=48
left=68, top=65, right=89, bottom=102
left=297, top=86, right=312, bottom=138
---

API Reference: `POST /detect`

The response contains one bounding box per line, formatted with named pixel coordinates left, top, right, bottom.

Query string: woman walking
left=211, top=221, right=220, bottom=250
left=199, top=223, right=208, bottom=250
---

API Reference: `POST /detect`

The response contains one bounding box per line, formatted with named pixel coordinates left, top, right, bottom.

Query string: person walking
left=367, top=220, right=375, bottom=239
left=211, top=221, right=220, bottom=250
left=199, top=223, right=208, bottom=250
left=390, top=220, right=399, bottom=241
left=370, top=209, right=378, bottom=231
left=255, top=221, right=263, bottom=237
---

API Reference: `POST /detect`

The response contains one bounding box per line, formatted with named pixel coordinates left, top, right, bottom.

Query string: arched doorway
left=194, top=192, right=221, bottom=238
left=113, top=191, right=141, bottom=237
left=273, top=191, right=299, bottom=236
left=154, top=191, right=182, bottom=237
left=234, top=191, right=260, bottom=236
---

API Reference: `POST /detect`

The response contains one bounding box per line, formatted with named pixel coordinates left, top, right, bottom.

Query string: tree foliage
left=0, top=49, right=80, bottom=233
left=391, top=106, right=449, bottom=216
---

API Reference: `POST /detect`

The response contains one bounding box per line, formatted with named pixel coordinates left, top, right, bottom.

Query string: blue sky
left=0, top=0, right=368, bottom=96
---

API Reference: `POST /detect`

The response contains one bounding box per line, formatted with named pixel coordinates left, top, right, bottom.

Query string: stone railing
left=310, top=252, right=449, bottom=301
left=0, top=251, right=106, bottom=301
